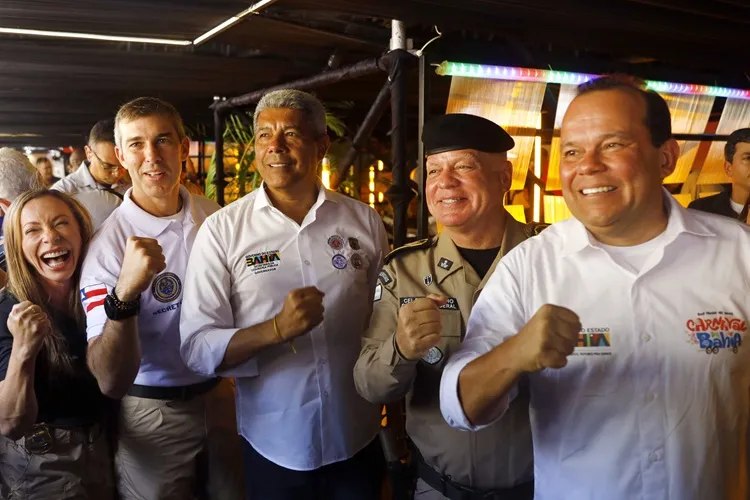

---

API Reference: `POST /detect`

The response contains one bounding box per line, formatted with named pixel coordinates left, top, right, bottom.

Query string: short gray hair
left=254, top=89, right=327, bottom=136
left=0, top=148, right=40, bottom=202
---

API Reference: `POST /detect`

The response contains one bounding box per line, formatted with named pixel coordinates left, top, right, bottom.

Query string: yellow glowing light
left=532, top=114, right=542, bottom=223
left=378, top=192, right=384, bottom=203
left=369, top=181, right=375, bottom=192
left=321, top=157, right=331, bottom=189
left=369, top=193, right=375, bottom=204
left=377, top=160, right=384, bottom=171
left=543, top=195, right=572, bottom=223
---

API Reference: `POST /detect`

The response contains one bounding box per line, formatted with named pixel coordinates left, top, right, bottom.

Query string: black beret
left=422, top=113, right=515, bottom=155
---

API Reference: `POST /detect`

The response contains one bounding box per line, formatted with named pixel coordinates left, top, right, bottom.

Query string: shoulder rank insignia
left=384, top=238, right=434, bottom=265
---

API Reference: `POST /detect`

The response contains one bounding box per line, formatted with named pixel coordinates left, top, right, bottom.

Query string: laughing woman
left=0, top=190, right=116, bottom=499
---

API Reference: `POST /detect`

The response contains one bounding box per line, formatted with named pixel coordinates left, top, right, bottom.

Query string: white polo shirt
left=440, top=193, right=750, bottom=500
left=52, top=162, right=129, bottom=229
left=180, top=184, right=389, bottom=471
left=80, top=186, right=219, bottom=387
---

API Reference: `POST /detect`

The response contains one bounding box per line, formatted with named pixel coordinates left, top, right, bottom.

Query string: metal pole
left=335, top=78, right=392, bottom=189
left=213, top=106, right=226, bottom=206
left=416, top=54, right=429, bottom=240
left=212, top=56, right=387, bottom=112
left=388, top=20, right=412, bottom=248
left=389, top=20, right=406, bottom=51
left=198, top=140, right=205, bottom=181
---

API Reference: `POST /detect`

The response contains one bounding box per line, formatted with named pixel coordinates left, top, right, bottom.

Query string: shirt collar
left=120, top=185, right=195, bottom=237
left=435, top=215, right=529, bottom=287
left=74, top=163, right=99, bottom=189
left=478, top=216, right=529, bottom=289
left=560, top=188, right=716, bottom=258
left=435, top=233, right=466, bottom=285
left=253, top=181, right=337, bottom=214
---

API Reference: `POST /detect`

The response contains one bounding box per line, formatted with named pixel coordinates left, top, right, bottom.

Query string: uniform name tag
left=399, top=296, right=459, bottom=310
left=399, top=297, right=418, bottom=307
left=439, top=297, right=459, bottom=310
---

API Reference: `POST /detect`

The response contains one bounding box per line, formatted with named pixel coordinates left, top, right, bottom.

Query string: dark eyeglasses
left=88, top=147, right=122, bottom=171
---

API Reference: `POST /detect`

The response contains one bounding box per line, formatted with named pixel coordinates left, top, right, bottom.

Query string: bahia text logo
left=686, top=313, right=745, bottom=354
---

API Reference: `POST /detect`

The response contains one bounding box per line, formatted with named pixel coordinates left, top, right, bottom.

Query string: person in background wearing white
left=52, top=119, right=128, bottom=230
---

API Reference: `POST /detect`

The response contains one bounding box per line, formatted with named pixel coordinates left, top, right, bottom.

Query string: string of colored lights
left=436, top=62, right=750, bottom=100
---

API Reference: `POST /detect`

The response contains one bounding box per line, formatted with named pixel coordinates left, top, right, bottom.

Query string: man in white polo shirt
left=81, top=97, right=243, bottom=500
left=52, top=119, right=128, bottom=229
left=440, top=76, right=750, bottom=500
left=180, top=89, right=389, bottom=500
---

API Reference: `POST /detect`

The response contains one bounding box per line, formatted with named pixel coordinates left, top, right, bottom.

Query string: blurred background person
left=53, top=119, right=127, bottom=230
left=67, top=147, right=86, bottom=175
left=0, top=190, right=115, bottom=499
left=689, top=128, right=750, bottom=218
left=34, top=157, right=59, bottom=188
left=0, top=148, right=40, bottom=286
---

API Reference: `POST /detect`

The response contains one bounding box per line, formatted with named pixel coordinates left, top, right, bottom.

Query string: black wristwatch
left=104, top=289, right=141, bottom=320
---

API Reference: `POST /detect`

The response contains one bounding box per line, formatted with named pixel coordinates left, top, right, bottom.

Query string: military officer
left=354, top=113, right=540, bottom=500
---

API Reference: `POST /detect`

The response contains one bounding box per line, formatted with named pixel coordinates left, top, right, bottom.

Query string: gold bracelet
left=273, top=315, right=296, bottom=354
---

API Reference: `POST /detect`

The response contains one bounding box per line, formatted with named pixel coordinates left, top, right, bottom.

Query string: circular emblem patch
left=328, top=235, right=344, bottom=250
left=422, top=346, right=443, bottom=365
left=351, top=253, right=363, bottom=269
left=332, top=254, right=348, bottom=269
left=348, top=237, right=360, bottom=250
left=151, top=272, right=182, bottom=303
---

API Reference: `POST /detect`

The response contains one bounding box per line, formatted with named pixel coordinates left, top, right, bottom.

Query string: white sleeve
left=179, top=219, right=258, bottom=378
left=79, top=237, right=122, bottom=342
left=439, top=253, right=528, bottom=430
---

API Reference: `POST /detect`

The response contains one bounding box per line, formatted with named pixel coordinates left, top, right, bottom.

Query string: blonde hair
left=3, top=190, right=93, bottom=374
left=114, top=96, right=186, bottom=149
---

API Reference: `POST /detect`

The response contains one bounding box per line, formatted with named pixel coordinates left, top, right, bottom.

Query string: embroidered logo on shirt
left=685, top=312, right=746, bottom=354
left=572, top=327, right=612, bottom=356
left=328, top=235, right=344, bottom=250
left=332, top=254, right=348, bottom=269
left=348, top=237, right=360, bottom=250
left=374, top=284, right=382, bottom=302
left=438, top=258, right=453, bottom=271
left=151, top=272, right=182, bottom=303
left=245, top=250, right=281, bottom=275
left=80, top=283, right=108, bottom=313
left=422, top=346, right=443, bottom=365
left=423, top=274, right=433, bottom=286
left=379, top=270, right=393, bottom=285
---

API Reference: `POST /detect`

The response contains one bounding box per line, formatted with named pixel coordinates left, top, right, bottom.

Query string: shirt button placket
left=633, top=283, right=667, bottom=499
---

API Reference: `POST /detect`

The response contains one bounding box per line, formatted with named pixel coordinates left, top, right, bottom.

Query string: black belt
left=417, top=453, right=533, bottom=500
left=127, top=378, right=219, bottom=401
